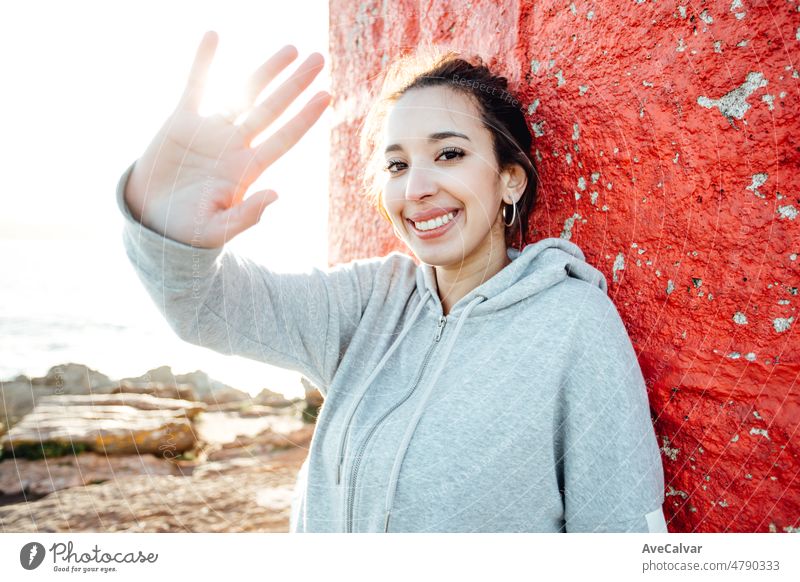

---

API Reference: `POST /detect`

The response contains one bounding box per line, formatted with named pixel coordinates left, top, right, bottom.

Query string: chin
left=409, top=244, right=469, bottom=267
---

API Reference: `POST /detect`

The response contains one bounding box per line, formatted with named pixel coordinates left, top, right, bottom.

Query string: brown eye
left=385, top=159, right=406, bottom=173
left=438, top=147, right=465, bottom=161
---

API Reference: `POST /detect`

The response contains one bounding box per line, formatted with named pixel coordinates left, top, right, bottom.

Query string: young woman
left=118, top=31, right=666, bottom=533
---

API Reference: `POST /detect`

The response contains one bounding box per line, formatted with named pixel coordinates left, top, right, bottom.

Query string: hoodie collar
left=415, top=237, right=608, bottom=317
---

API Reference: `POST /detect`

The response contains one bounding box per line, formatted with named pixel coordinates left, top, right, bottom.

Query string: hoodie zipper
left=344, top=314, right=447, bottom=532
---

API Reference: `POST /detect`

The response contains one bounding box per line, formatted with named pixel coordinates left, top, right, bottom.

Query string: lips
left=406, top=207, right=461, bottom=222
left=406, top=209, right=460, bottom=239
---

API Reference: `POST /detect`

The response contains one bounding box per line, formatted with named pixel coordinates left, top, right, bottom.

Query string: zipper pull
left=434, top=315, right=447, bottom=342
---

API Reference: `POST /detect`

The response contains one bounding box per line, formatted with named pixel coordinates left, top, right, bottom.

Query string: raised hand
left=123, top=31, right=331, bottom=248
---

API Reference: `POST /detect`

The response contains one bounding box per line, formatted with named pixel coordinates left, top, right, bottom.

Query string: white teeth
left=414, top=211, right=455, bottom=231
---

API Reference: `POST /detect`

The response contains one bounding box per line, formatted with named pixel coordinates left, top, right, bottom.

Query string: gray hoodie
left=116, top=162, right=666, bottom=533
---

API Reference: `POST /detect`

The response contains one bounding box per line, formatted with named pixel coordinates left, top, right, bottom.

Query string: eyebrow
left=384, top=131, right=471, bottom=154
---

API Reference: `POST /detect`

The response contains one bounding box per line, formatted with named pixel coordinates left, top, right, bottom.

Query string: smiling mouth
left=406, top=209, right=460, bottom=238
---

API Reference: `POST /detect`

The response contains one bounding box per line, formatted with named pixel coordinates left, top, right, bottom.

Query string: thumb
left=246, top=189, right=279, bottom=224
left=211, top=189, right=278, bottom=244
left=227, top=189, right=279, bottom=235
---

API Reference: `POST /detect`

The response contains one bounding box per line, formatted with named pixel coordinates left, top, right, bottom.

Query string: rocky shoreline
left=0, top=363, right=322, bottom=532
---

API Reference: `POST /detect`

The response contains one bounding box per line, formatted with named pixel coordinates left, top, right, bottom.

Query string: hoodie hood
left=416, top=237, right=608, bottom=316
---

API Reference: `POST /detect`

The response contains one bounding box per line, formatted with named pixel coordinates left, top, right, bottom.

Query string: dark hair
left=359, top=46, right=538, bottom=248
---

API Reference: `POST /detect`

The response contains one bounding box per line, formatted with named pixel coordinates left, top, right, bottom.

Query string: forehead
left=383, top=85, right=486, bottom=146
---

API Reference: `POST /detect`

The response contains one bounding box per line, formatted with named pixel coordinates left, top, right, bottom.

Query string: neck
left=435, top=243, right=511, bottom=316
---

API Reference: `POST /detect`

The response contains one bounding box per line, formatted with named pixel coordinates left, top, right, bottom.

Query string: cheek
left=382, top=183, right=405, bottom=214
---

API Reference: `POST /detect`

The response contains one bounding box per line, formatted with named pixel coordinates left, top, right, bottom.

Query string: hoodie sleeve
left=559, top=284, right=666, bottom=533
left=116, top=161, right=378, bottom=396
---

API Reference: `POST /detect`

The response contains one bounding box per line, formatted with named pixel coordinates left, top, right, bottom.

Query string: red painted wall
left=328, top=0, right=799, bottom=533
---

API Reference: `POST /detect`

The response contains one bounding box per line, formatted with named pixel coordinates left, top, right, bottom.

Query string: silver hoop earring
left=502, top=201, right=518, bottom=227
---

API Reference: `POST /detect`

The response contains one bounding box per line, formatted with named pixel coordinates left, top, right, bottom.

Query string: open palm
left=124, top=31, right=331, bottom=248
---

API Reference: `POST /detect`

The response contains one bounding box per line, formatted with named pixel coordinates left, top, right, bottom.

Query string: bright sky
left=0, top=1, right=332, bottom=398
left=0, top=0, right=330, bottom=263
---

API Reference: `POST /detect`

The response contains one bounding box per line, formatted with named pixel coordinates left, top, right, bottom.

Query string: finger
left=177, top=30, right=218, bottom=113
left=251, top=91, right=331, bottom=169
left=213, top=189, right=279, bottom=239
left=242, top=45, right=299, bottom=109
left=239, top=53, right=326, bottom=139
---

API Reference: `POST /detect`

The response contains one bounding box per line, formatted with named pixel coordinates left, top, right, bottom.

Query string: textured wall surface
left=328, top=0, right=799, bottom=533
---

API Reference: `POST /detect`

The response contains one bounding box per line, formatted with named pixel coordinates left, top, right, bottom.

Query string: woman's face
left=380, top=85, right=513, bottom=268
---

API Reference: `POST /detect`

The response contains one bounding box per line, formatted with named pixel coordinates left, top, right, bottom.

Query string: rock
left=205, top=424, right=314, bottom=462
left=0, top=451, right=178, bottom=498
left=31, top=363, right=115, bottom=392
left=1, top=395, right=201, bottom=456
left=113, top=380, right=197, bottom=402
left=239, top=404, right=297, bottom=418
left=122, top=367, right=245, bottom=402
left=0, top=446, right=309, bottom=532
left=32, top=393, right=206, bottom=419
left=253, top=388, right=294, bottom=408
left=301, top=376, right=323, bottom=408
left=199, top=386, right=250, bottom=405
left=1, top=365, right=118, bottom=430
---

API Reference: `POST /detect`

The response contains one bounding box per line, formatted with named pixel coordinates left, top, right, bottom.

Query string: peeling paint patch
left=590, top=191, right=598, bottom=204
left=773, top=317, right=794, bottom=333
left=531, top=60, right=541, bottom=75
left=661, top=437, right=680, bottom=461
left=778, top=205, right=798, bottom=220
left=531, top=120, right=546, bottom=137
left=696, top=72, right=768, bottom=120
left=750, top=428, right=769, bottom=439
left=731, top=0, right=745, bottom=19
left=676, top=38, right=686, bottom=52
left=727, top=352, right=741, bottom=359
left=555, top=70, right=565, bottom=87
left=612, top=253, right=625, bottom=283
left=678, top=6, right=687, bottom=18
left=745, top=352, right=756, bottom=361
left=577, top=176, right=586, bottom=191
left=527, top=98, right=540, bottom=115
left=578, top=84, right=589, bottom=96
left=737, top=39, right=748, bottom=47
left=569, top=2, right=577, bottom=15
left=731, top=434, right=740, bottom=443
left=700, top=10, right=713, bottom=24
left=762, top=94, right=774, bottom=110
left=560, top=213, right=581, bottom=240
left=718, top=499, right=729, bottom=507
left=714, top=41, right=722, bottom=53
left=753, top=410, right=762, bottom=420
left=590, top=172, right=600, bottom=184
left=565, top=153, right=572, bottom=165
left=746, top=173, right=768, bottom=198
left=666, top=280, right=674, bottom=295
left=572, top=123, right=580, bottom=141
left=733, top=312, right=748, bottom=325
left=666, top=485, right=687, bottom=498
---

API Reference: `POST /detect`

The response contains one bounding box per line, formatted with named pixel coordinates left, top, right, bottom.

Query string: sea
left=0, top=238, right=308, bottom=399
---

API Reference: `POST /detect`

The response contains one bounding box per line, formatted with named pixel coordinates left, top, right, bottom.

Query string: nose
left=404, top=164, right=438, bottom=201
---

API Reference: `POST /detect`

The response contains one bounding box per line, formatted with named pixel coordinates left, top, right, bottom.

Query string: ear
left=501, top=163, right=527, bottom=204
